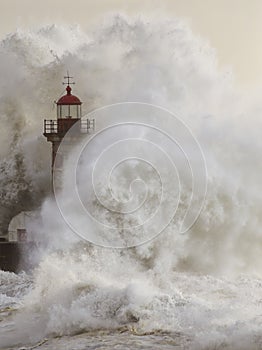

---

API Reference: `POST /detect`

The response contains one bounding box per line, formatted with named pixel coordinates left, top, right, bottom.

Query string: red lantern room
left=55, top=77, right=83, bottom=135
left=56, top=85, right=82, bottom=119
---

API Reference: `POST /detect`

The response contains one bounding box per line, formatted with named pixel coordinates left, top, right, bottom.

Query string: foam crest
left=0, top=14, right=262, bottom=349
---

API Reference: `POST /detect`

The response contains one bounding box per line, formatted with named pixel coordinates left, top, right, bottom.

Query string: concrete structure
left=8, top=211, right=38, bottom=242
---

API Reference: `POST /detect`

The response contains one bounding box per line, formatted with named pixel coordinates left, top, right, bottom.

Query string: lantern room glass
left=57, top=105, right=81, bottom=118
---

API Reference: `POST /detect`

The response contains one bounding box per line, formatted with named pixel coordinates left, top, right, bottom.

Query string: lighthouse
left=0, top=74, right=95, bottom=272
left=43, top=74, right=94, bottom=184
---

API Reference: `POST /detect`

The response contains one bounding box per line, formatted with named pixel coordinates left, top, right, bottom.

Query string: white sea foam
left=1, top=14, right=262, bottom=350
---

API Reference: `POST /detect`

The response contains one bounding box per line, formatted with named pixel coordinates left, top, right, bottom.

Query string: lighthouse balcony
left=44, top=118, right=95, bottom=136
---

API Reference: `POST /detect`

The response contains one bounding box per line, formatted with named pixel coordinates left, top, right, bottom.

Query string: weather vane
left=63, top=71, right=75, bottom=86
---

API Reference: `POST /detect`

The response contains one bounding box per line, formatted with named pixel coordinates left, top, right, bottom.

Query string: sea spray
left=0, top=14, right=262, bottom=349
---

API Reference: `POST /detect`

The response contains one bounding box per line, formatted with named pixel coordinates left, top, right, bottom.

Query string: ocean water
left=1, top=14, right=262, bottom=349
left=2, top=264, right=262, bottom=349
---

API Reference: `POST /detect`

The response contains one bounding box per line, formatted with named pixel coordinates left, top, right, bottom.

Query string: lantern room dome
left=57, top=85, right=82, bottom=105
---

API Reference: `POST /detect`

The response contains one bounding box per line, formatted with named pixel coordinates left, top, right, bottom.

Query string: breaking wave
left=1, top=14, right=262, bottom=349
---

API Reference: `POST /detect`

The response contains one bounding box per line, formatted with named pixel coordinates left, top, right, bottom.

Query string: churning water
left=1, top=14, right=262, bottom=349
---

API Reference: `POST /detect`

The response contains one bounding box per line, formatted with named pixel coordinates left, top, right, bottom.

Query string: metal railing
left=44, top=120, right=58, bottom=133
left=44, top=119, right=95, bottom=134
left=81, top=119, right=95, bottom=133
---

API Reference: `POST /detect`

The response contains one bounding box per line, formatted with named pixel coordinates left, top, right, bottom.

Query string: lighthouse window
left=61, top=105, right=70, bottom=118
left=57, top=105, right=81, bottom=118
left=71, top=105, right=79, bottom=118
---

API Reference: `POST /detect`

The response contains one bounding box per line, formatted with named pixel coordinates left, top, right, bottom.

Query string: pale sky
left=2, top=0, right=262, bottom=89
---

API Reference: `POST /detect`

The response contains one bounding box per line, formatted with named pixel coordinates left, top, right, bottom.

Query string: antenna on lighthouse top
left=63, top=71, right=75, bottom=86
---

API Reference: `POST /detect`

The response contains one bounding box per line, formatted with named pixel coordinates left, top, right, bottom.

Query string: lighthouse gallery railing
left=44, top=119, right=95, bottom=134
